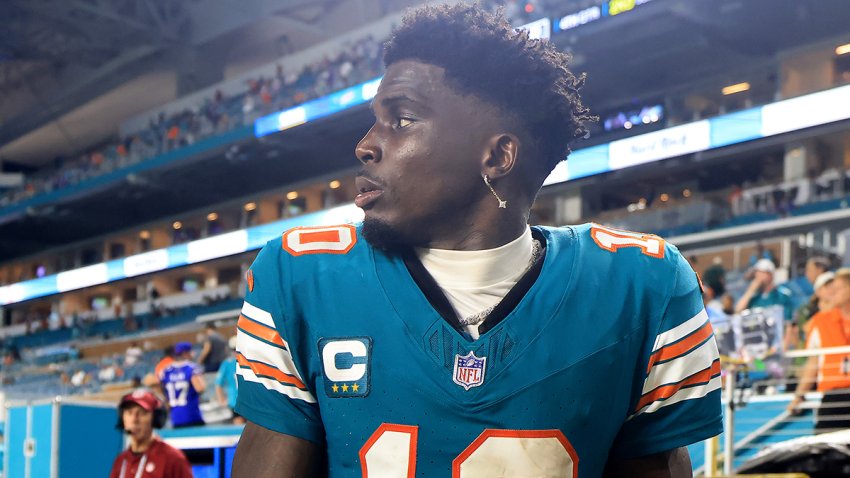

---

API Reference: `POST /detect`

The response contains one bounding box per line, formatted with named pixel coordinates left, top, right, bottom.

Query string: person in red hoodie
left=110, top=390, right=193, bottom=478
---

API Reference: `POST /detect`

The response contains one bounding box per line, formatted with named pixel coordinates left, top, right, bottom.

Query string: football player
left=232, top=4, right=721, bottom=477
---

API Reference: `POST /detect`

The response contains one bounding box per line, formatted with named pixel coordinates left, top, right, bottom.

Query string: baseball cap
left=814, top=271, right=835, bottom=291
left=753, top=258, right=776, bottom=273
left=120, top=390, right=161, bottom=411
left=174, top=341, right=193, bottom=355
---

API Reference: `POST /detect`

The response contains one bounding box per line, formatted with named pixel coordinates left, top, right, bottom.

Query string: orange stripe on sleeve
left=636, top=360, right=721, bottom=412
left=237, top=315, right=287, bottom=348
left=237, top=352, right=307, bottom=390
left=646, top=321, right=714, bottom=373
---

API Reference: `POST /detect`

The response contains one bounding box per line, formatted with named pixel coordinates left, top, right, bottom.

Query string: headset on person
left=116, top=390, right=168, bottom=430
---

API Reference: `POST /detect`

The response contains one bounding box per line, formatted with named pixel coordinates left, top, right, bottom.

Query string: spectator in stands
left=198, top=322, right=228, bottom=372
left=815, top=272, right=837, bottom=311
left=748, top=242, right=776, bottom=267
left=70, top=369, right=90, bottom=387
left=159, top=342, right=206, bottom=428
left=805, top=257, right=832, bottom=291
left=728, top=184, right=743, bottom=216
left=110, top=390, right=193, bottom=478
left=98, top=358, right=124, bottom=383
left=143, top=345, right=174, bottom=388
left=791, top=263, right=835, bottom=348
left=2, top=350, right=15, bottom=367
left=125, top=341, right=144, bottom=367
left=123, top=303, right=137, bottom=333
left=788, top=268, right=850, bottom=433
left=702, top=257, right=726, bottom=299
left=216, top=336, right=244, bottom=424
left=735, top=258, right=794, bottom=322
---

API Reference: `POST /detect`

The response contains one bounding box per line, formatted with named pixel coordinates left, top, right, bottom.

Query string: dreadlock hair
left=383, top=3, right=595, bottom=175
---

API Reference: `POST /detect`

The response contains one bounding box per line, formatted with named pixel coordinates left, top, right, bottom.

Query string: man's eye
left=395, top=117, right=414, bottom=129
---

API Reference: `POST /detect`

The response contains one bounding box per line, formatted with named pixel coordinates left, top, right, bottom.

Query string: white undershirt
left=415, top=227, right=533, bottom=340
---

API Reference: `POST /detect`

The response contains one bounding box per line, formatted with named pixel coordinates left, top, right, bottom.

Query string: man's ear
left=481, top=133, right=520, bottom=180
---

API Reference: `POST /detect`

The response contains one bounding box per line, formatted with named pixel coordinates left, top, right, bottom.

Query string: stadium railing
left=696, top=332, right=850, bottom=476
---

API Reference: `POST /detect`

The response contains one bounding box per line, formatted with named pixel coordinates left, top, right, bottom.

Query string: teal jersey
left=235, top=223, right=722, bottom=477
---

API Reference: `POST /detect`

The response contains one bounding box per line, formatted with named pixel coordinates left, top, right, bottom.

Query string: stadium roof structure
left=0, top=0, right=420, bottom=166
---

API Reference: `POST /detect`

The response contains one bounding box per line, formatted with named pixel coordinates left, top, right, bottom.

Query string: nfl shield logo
left=453, top=351, right=487, bottom=390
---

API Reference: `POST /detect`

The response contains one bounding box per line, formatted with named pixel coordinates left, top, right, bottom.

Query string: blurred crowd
left=0, top=34, right=383, bottom=208
left=0, top=0, right=570, bottom=209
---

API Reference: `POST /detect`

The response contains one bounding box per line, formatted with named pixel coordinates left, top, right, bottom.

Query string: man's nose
left=355, top=126, right=381, bottom=165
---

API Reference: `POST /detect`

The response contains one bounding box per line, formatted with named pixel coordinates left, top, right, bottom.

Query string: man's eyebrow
left=370, top=94, right=427, bottom=114
left=380, top=94, right=420, bottom=107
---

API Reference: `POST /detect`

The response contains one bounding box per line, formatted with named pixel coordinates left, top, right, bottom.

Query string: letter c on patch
left=322, top=340, right=368, bottom=382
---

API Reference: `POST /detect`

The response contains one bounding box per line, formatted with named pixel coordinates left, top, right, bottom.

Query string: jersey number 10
left=359, top=424, right=578, bottom=477
left=590, top=224, right=665, bottom=259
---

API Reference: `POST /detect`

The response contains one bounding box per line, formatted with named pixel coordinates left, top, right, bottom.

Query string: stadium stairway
left=688, top=395, right=816, bottom=474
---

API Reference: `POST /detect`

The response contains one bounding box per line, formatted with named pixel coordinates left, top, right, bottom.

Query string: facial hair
left=361, top=217, right=410, bottom=254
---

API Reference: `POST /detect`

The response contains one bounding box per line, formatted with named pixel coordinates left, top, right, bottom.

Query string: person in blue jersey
left=216, top=336, right=245, bottom=424
left=159, top=341, right=206, bottom=428
left=232, top=4, right=721, bottom=478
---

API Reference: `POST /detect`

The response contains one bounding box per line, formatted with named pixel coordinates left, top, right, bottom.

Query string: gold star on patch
left=341, top=384, right=349, bottom=392
left=332, top=384, right=339, bottom=393
left=351, top=383, right=359, bottom=392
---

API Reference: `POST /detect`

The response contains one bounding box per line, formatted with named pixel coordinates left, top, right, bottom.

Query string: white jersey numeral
left=282, top=224, right=357, bottom=256
left=358, top=425, right=578, bottom=478
left=359, top=424, right=418, bottom=478
left=590, top=224, right=665, bottom=258
left=165, top=380, right=189, bottom=407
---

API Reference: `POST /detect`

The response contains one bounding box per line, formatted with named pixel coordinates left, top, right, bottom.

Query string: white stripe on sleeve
left=241, top=301, right=275, bottom=328
left=237, top=329, right=306, bottom=382
left=642, top=339, right=720, bottom=394
left=652, top=309, right=708, bottom=352
left=634, top=375, right=721, bottom=417
left=236, top=366, right=317, bottom=403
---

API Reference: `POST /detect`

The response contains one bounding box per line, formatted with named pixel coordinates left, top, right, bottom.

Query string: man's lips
left=355, top=176, right=385, bottom=209
left=355, top=189, right=383, bottom=208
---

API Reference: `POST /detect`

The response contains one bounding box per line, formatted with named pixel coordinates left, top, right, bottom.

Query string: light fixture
left=659, top=193, right=669, bottom=202
left=286, top=191, right=299, bottom=200
left=836, top=43, right=850, bottom=56
left=244, top=202, right=257, bottom=212
left=207, top=212, right=218, bottom=221
left=328, top=180, right=341, bottom=189
left=173, top=221, right=182, bottom=230
left=139, top=230, right=151, bottom=240
left=722, top=82, right=750, bottom=96
left=683, top=189, right=692, bottom=198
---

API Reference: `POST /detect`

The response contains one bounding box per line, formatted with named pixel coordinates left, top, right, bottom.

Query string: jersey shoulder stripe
left=238, top=314, right=287, bottom=349
left=236, top=297, right=315, bottom=403
left=241, top=301, right=276, bottom=328
left=633, top=361, right=722, bottom=416
left=642, top=338, right=719, bottom=393
left=236, top=354, right=316, bottom=403
left=237, top=326, right=303, bottom=381
left=652, top=310, right=708, bottom=352
left=646, top=319, right=714, bottom=372
left=236, top=353, right=307, bottom=389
